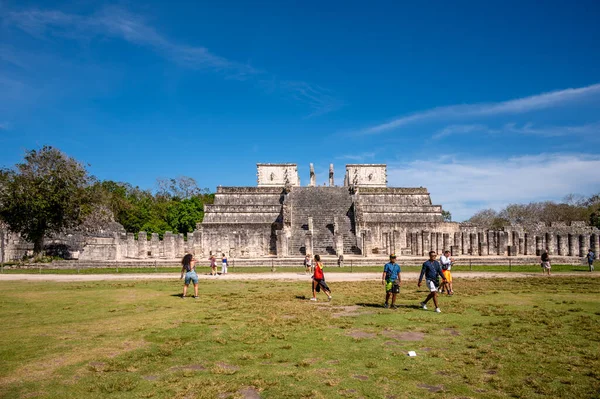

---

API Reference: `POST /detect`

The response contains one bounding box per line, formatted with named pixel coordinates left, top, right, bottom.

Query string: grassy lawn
left=0, top=277, right=599, bottom=398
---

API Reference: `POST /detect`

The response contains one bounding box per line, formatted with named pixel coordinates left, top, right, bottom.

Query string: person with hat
left=382, top=254, right=401, bottom=309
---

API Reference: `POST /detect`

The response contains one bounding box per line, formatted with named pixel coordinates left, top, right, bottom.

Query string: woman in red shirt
left=311, top=254, right=332, bottom=301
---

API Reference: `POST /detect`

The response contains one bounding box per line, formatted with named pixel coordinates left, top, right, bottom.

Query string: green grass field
left=0, top=276, right=599, bottom=398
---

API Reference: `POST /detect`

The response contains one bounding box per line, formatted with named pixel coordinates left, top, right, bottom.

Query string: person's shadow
left=356, top=302, right=422, bottom=309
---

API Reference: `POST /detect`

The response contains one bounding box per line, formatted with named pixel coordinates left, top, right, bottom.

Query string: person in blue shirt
left=586, top=249, right=595, bottom=272
left=381, top=254, right=401, bottom=309
left=417, top=251, right=447, bottom=313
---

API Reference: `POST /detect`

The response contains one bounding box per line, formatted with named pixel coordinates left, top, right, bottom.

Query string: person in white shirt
left=439, top=250, right=454, bottom=295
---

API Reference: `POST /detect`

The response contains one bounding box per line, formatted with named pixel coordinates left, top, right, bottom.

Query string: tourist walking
left=209, top=255, right=217, bottom=276
left=439, top=250, right=454, bottom=295
left=304, top=254, right=311, bottom=274
left=541, top=249, right=551, bottom=276
left=311, top=254, right=332, bottom=301
left=382, top=254, right=401, bottom=308
left=221, top=253, right=229, bottom=274
left=417, top=251, right=447, bottom=313
left=180, top=253, right=199, bottom=299
left=305, top=254, right=313, bottom=275
left=586, top=249, right=595, bottom=272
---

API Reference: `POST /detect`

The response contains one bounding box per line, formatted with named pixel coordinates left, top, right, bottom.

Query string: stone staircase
left=287, top=187, right=360, bottom=256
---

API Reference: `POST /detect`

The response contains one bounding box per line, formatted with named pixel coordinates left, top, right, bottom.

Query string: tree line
left=0, top=146, right=213, bottom=255
left=466, top=194, right=600, bottom=229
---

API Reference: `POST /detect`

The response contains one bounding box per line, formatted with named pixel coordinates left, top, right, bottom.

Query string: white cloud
left=4, top=7, right=343, bottom=117
left=336, top=152, right=376, bottom=161
left=387, top=154, right=600, bottom=221
left=432, top=122, right=600, bottom=140
left=363, top=83, right=600, bottom=135
left=5, top=7, right=257, bottom=76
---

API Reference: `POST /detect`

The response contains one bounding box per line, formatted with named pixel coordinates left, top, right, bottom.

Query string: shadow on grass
left=356, top=302, right=422, bottom=309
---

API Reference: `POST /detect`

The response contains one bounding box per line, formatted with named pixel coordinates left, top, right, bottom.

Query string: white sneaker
left=420, top=302, right=427, bottom=310
left=310, top=298, right=317, bottom=301
left=435, top=308, right=441, bottom=313
left=328, top=295, right=332, bottom=301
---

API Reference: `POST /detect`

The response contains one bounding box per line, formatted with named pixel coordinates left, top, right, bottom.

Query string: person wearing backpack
left=180, top=253, right=199, bottom=299
left=381, top=254, right=401, bottom=309
left=586, top=249, right=595, bottom=272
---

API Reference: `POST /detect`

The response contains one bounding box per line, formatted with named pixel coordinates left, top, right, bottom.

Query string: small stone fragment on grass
left=417, top=383, right=444, bottom=392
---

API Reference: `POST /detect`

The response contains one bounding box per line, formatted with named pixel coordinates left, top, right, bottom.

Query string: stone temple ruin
left=1, top=163, right=599, bottom=263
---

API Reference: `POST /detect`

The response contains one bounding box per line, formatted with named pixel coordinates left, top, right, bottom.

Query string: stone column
left=164, top=232, right=175, bottom=259
left=512, top=232, right=520, bottom=254
left=150, top=233, right=160, bottom=258
left=454, top=232, right=462, bottom=256
left=580, top=235, right=589, bottom=257
left=535, top=236, right=542, bottom=256
left=567, top=234, right=576, bottom=256
left=519, top=238, right=524, bottom=255
left=498, top=232, right=507, bottom=256
left=470, top=233, right=478, bottom=255
left=308, top=217, right=314, bottom=233
left=557, top=234, right=567, bottom=256
left=545, top=233, right=555, bottom=255
left=138, top=231, right=148, bottom=259
left=335, top=234, right=344, bottom=256
left=305, top=232, right=314, bottom=256
left=363, top=230, right=372, bottom=257
left=309, top=163, right=316, bottom=187
left=592, top=234, right=599, bottom=259
left=329, top=164, right=334, bottom=186
left=417, top=231, right=423, bottom=257
left=461, top=233, right=468, bottom=255
left=114, top=232, right=123, bottom=261
left=186, top=232, right=194, bottom=256
left=524, top=233, right=533, bottom=255
left=443, top=233, right=450, bottom=253
left=393, top=230, right=401, bottom=256
left=436, top=233, right=443, bottom=253
left=478, top=232, right=488, bottom=256
left=422, top=231, right=430, bottom=255
left=175, top=234, right=185, bottom=258
left=126, top=233, right=136, bottom=258
left=488, top=231, right=497, bottom=255
left=194, top=227, right=204, bottom=257
left=276, top=230, right=287, bottom=258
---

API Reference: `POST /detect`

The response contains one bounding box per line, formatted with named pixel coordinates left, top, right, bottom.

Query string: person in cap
left=382, top=254, right=401, bottom=309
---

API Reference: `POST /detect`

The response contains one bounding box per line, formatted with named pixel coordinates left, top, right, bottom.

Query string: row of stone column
left=116, top=231, right=189, bottom=260
left=405, top=231, right=599, bottom=257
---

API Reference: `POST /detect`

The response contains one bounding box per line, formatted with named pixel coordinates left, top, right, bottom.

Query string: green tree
left=442, top=210, right=452, bottom=222
left=0, top=146, right=92, bottom=255
left=166, top=196, right=206, bottom=235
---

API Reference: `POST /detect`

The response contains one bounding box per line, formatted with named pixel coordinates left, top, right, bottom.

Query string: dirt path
left=0, top=271, right=597, bottom=283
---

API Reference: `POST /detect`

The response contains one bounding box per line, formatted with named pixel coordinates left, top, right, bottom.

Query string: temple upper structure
left=256, top=163, right=300, bottom=187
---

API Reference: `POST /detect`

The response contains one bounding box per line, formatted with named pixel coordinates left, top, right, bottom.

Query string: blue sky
left=1, top=0, right=599, bottom=221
